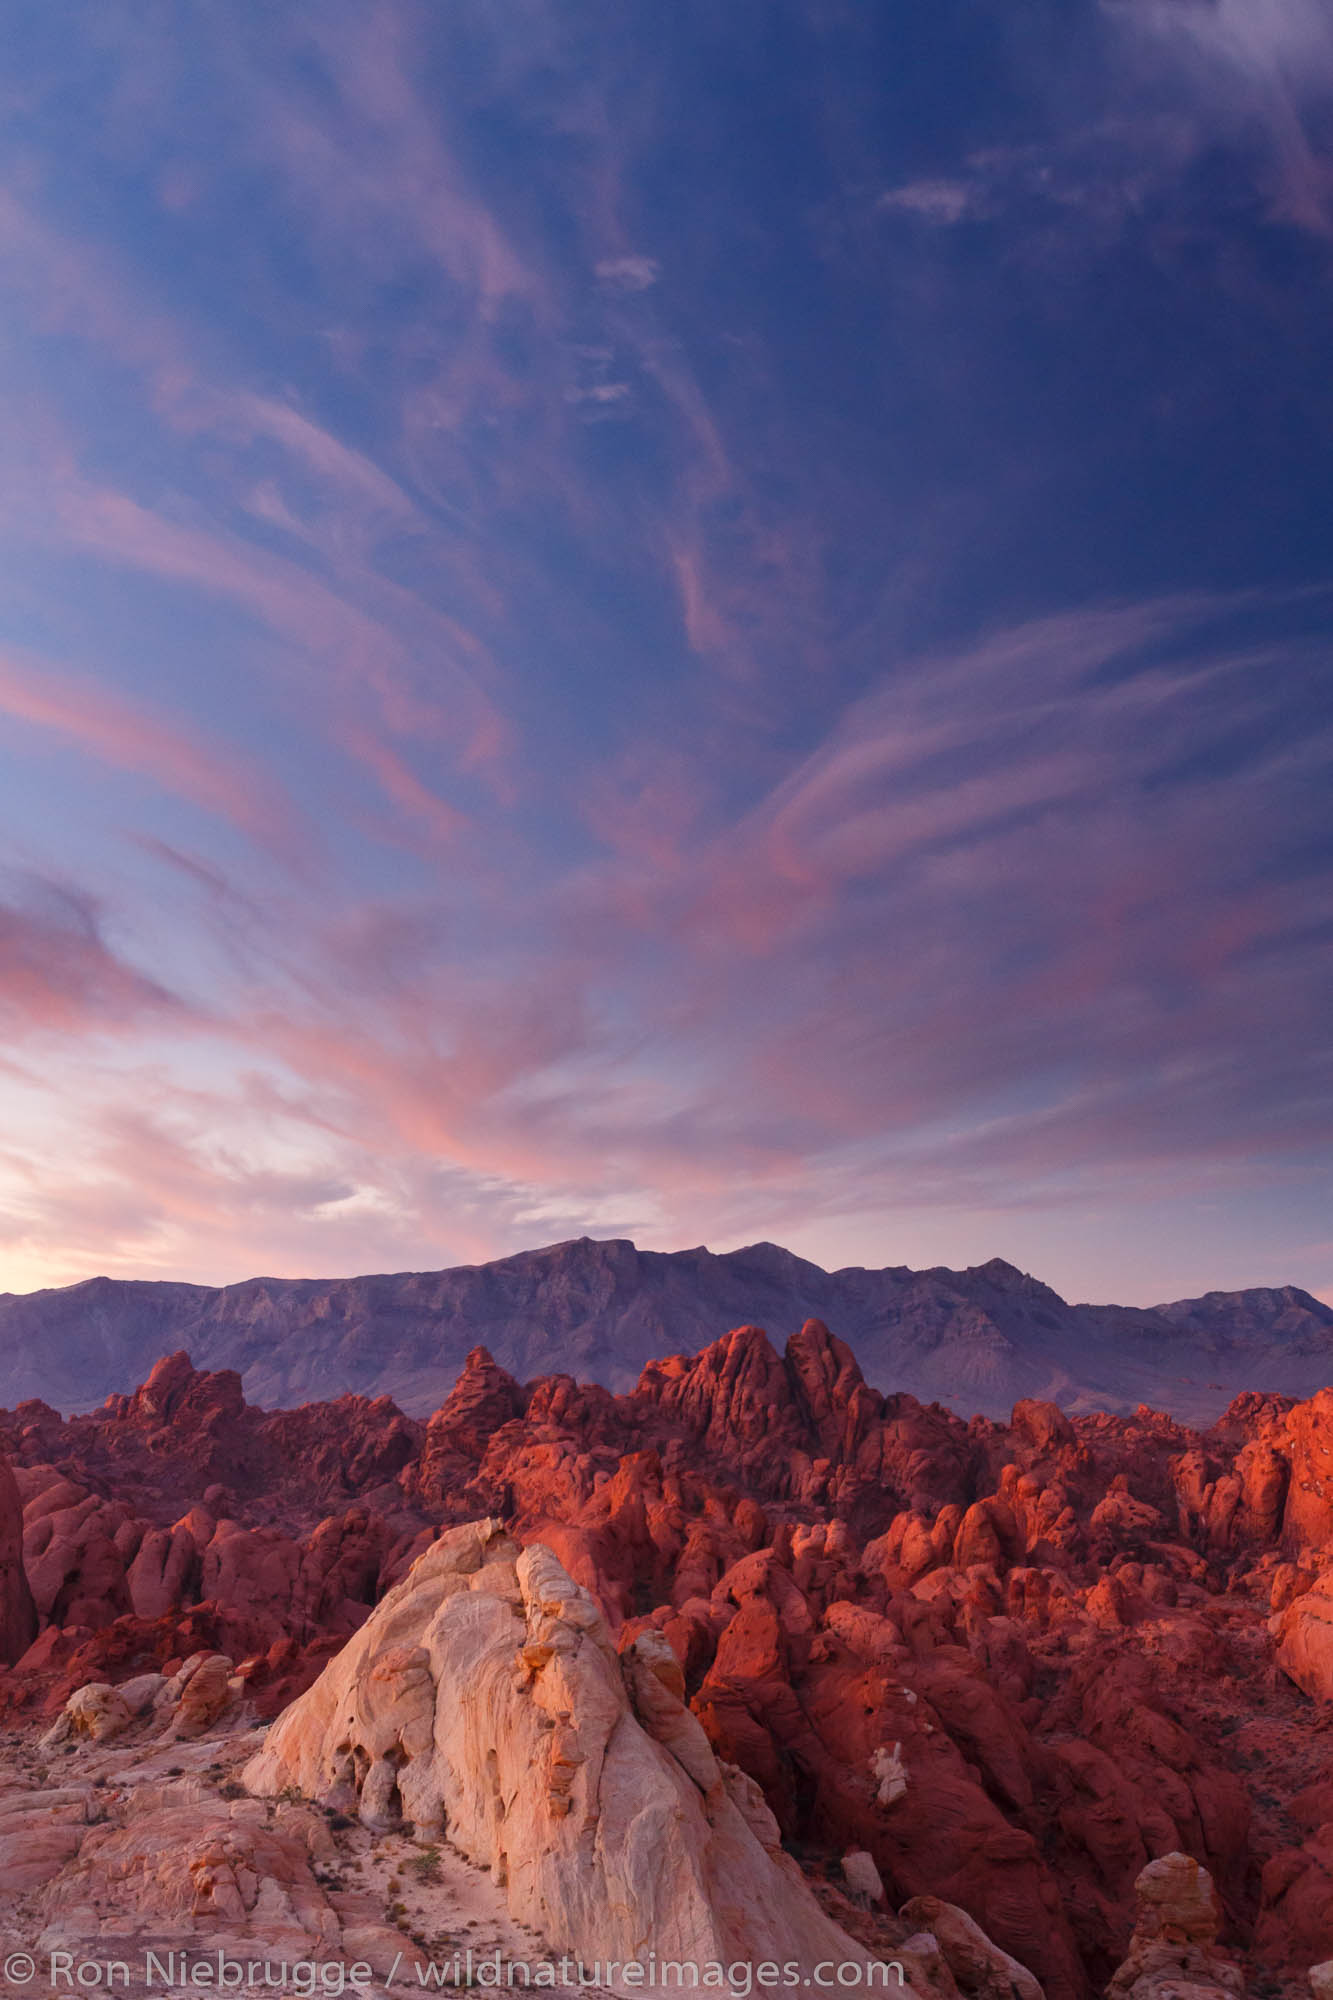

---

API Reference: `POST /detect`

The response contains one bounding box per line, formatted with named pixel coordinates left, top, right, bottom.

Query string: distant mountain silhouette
left=0, top=1236, right=1329, bottom=1424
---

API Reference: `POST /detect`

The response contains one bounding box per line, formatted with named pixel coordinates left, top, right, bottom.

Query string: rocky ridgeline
left=3, top=1237, right=1332, bottom=1423
left=2, top=1326, right=1333, bottom=1994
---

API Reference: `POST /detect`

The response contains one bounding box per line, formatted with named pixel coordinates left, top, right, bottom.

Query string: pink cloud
left=0, top=183, right=515, bottom=837
left=0, top=647, right=299, bottom=853
left=0, top=241, right=1324, bottom=1300
left=0, top=887, right=178, bottom=1037
left=15, top=466, right=511, bottom=831
left=335, top=729, right=468, bottom=848
left=0, top=186, right=197, bottom=407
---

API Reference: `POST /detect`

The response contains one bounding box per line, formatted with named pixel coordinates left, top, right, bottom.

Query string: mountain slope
left=0, top=1236, right=1330, bottom=1423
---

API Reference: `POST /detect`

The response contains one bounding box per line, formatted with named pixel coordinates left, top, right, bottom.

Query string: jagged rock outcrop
left=1280, top=1389, right=1333, bottom=1553
left=1271, top=1570, right=1333, bottom=1699
left=243, top=1520, right=925, bottom=1986
left=899, top=1897, right=1043, bottom=2000
left=1105, top=1853, right=1241, bottom=2000
left=412, top=1347, right=527, bottom=1510
left=0, top=1450, right=36, bottom=1663
left=9, top=1330, right=1333, bottom=1994
left=3, top=1237, right=1332, bottom=1422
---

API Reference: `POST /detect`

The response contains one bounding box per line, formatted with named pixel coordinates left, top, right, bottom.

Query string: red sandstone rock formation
left=4, top=1331, right=1333, bottom=1993
left=0, top=1450, right=37, bottom=1663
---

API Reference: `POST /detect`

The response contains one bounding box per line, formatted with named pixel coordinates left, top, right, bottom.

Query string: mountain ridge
left=1, top=1235, right=1330, bottom=1424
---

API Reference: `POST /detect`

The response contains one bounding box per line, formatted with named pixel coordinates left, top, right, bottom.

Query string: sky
left=0, top=0, right=1330, bottom=1309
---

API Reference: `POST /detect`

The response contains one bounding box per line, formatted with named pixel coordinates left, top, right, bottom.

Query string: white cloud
left=882, top=8, right=1333, bottom=244
left=595, top=254, right=661, bottom=291
left=876, top=178, right=982, bottom=225
left=566, top=381, right=632, bottom=405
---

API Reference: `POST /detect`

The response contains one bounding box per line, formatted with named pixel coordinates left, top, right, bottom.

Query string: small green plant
left=409, top=1845, right=443, bottom=1883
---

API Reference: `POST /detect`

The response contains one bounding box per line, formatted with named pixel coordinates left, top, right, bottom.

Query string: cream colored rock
left=1107, top=1854, right=1243, bottom=2000
left=1131, top=1853, right=1221, bottom=1945
left=244, top=1519, right=915, bottom=1990
left=35, top=1654, right=238, bottom=1758
left=166, top=1651, right=237, bottom=1737
left=896, top=1932, right=968, bottom=2000
left=35, top=1786, right=339, bottom=1956
left=899, top=1896, right=1042, bottom=2000
left=621, top=1627, right=724, bottom=1794
left=118, top=1671, right=168, bottom=1716
left=1310, top=1963, right=1333, bottom=2000
left=872, top=1740, right=909, bottom=1806
left=40, top=1681, right=133, bottom=1748
left=842, top=1848, right=886, bottom=1904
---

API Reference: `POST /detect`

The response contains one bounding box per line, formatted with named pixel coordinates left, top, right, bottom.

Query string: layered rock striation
left=244, top=1519, right=911, bottom=1987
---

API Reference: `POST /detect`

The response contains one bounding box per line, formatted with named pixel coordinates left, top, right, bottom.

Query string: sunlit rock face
left=242, top=1519, right=911, bottom=1989
left=9, top=1331, right=1333, bottom=1996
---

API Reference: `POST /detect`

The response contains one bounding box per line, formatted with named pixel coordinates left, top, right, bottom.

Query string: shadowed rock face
left=5, top=1332, right=1333, bottom=1995
left=1, top=1236, right=1331, bottom=1422
left=0, top=1449, right=37, bottom=1663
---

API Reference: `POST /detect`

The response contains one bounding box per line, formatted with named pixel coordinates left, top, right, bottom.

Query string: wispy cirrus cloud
left=0, top=648, right=298, bottom=854
left=595, top=254, right=661, bottom=292
left=877, top=2, right=1333, bottom=244
left=0, top=591, right=1328, bottom=1302
left=6, top=454, right=511, bottom=833
left=877, top=179, right=983, bottom=225
left=0, top=1, right=1328, bottom=1315
left=58, top=593, right=1307, bottom=1282
left=0, top=881, right=180, bottom=1038
left=1106, top=0, right=1333, bottom=232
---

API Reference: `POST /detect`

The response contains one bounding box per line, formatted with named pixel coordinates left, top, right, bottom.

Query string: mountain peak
left=968, top=1257, right=1067, bottom=1303
left=0, top=1238, right=1323, bottom=1427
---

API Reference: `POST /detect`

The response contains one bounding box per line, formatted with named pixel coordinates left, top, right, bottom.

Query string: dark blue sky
left=0, top=0, right=1329, bottom=1304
